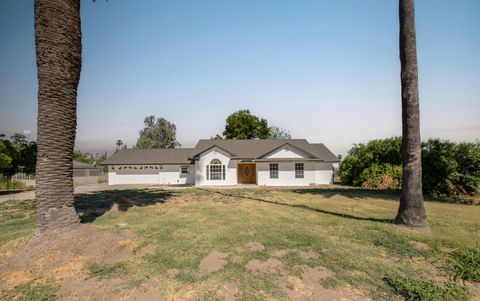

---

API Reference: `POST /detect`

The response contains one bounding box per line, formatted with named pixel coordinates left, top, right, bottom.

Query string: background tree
left=0, top=136, right=21, bottom=177
left=340, top=137, right=480, bottom=200
left=340, top=137, right=402, bottom=189
left=222, top=110, right=270, bottom=139
left=136, top=115, right=181, bottom=149
left=396, top=0, right=427, bottom=227
left=20, top=141, right=37, bottom=175
left=269, top=126, right=291, bottom=139
left=10, top=133, right=28, bottom=149
left=6, top=133, right=37, bottom=175
left=73, top=149, right=94, bottom=164
left=422, top=139, right=480, bottom=198
left=35, top=0, right=82, bottom=231
left=73, top=149, right=107, bottom=165
left=116, top=139, right=123, bottom=150
left=0, top=141, right=12, bottom=170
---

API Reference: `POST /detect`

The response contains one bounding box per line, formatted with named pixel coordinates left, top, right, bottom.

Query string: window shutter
left=222, top=165, right=225, bottom=180
left=206, top=165, right=209, bottom=180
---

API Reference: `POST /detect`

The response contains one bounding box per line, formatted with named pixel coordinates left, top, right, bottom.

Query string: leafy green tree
left=7, top=133, right=37, bottom=175
left=269, top=126, right=291, bottom=139
left=0, top=141, right=13, bottom=170
left=10, top=133, right=28, bottom=149
left=422, top=139, right=480, bottom=197
left=73, top=149, right=95, bottom=164
left=223, top=110, right=270, bottom=139
left=341, top=137, right=480, bottom=199
left=20, top=141, right=37, bottom=175
left=0, top=138, right=20, bottom=180
left=136, top=116, right=181, bottom=149
left=340, top=137, right=402, bottom=187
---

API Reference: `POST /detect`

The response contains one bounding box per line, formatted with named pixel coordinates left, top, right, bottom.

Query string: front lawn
left=0, top=187, right=479, bottom=300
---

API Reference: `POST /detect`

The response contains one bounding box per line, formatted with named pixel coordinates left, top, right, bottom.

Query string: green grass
left=1, top=187, right=479, bottom=300
left=1, top=282, right=57, bottom=301
left=87, top=261, right=130, bottom=279
left=384, top=274, right=471, bottom=301
left=0, top=199, right=36, bottom=255
left=449, top=245, right=480, bottom=282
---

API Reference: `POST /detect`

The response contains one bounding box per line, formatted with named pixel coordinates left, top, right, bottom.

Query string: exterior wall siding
left=195, top=148, right=237, bottom=186
left=107, top=164, right=194, bottom=185
left=257, top=162, right=333, bottom=186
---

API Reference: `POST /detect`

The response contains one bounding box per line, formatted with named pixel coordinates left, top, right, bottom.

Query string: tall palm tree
left=396, top=0, right=427, bottom=227
left=35, top=0, right=81, bottom=232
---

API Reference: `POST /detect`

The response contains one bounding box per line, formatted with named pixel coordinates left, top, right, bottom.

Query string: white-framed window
left=269, top=163, right=278, bottom=179
left=207, top=159, right=225, bottom=180
left=180, top=166, right=189, bottom=175
left=295, top=163, right=304, bottom=178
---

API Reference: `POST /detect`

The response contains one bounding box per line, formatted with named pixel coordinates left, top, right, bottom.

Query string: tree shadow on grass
left=201, top=188, right=395, bottom=224
left=74, top=189, right=173, bottom=223
left=289, top=187, right=401, bottom=201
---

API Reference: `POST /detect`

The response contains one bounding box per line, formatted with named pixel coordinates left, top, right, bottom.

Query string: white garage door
left=116, top=174, right=159, bottom=185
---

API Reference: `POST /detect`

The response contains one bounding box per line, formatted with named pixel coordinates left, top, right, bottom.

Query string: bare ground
left=0, top=224, right=164, bottom=300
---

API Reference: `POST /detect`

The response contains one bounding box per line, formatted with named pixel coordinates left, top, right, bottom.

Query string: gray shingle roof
left=102, top=148, right=195, bottom=165
left=102, top=140, right=339, bottom=165
left=192, top=139, right=339, bottom=162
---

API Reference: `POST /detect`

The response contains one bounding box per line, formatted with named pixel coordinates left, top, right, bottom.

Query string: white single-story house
left=102, top=139, right=340, bottom=186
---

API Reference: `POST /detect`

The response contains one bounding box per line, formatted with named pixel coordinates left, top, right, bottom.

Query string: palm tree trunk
left=35, top=0, right=81, bottom=232
left=396, top=0, right=427, bottom=227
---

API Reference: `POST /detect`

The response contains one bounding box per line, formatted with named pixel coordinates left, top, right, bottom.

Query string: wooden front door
left=237, top=163, right=256, bottom=184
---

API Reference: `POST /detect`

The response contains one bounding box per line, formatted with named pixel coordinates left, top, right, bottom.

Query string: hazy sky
left=0, top=0, right=479, bottom=156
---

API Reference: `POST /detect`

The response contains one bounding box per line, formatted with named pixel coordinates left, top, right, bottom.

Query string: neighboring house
left=73, top=160, right=100, bottom=186
left=102, top=139, right=340, bottom=186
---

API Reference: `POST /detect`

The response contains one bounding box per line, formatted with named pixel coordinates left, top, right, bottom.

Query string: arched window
left=207, top=159, right=225, bottom=180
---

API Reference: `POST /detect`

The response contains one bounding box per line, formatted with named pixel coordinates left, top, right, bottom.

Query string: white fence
left=12, top=173, right=35, bottom=181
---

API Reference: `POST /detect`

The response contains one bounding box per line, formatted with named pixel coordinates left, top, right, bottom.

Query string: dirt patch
left=410, top=241, right=430, bottom=251
left=466, top=282, right=480, bottom=301
left=166, top=268, right=179, bottom=278
left=223, top=283, right=239, bottom=301
left=439, top=246, right=455, bottom=254
left=246, top=258, right=283, bottom=275
left=0, top=224, right=143, bottom=299
left=283, top=266, right=369, bottom=301
left=298, top=250, right=318, bottom=260
left=199, top=251, right=229, bottom=276
left=246, top=242, right=265, bottom=252
left=272, top=249, right=294, bottom=258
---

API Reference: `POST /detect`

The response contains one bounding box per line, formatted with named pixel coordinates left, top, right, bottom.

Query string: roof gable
left=192, top=139, right=312, bottom=159
left=258, top=143, right=318, bottom=159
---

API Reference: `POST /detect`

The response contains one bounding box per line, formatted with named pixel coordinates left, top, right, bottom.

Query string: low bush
left=340, top=138, right=480, bottom=199
left=384, top=274, right=471, bottom=301
left=340, top=137, right=402, bottom=189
